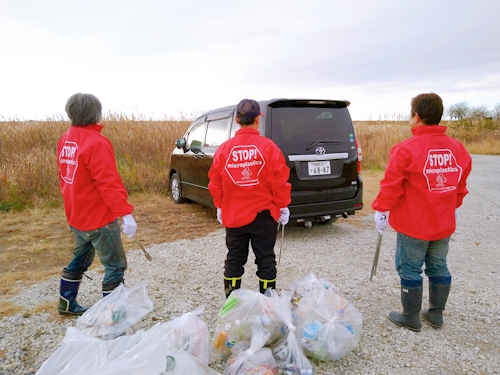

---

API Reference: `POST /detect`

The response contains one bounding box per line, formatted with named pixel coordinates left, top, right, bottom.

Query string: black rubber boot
left=259, top=278, right=276, bottom=295
left=102, top=278, right=124, bottom=298
left=224, top=277, right=241, bottom=298
left=422, top=282, right=451, bottom=328
left=58, top=268, right=88, bottom=316
left=389, top=284, right=422, bottom=332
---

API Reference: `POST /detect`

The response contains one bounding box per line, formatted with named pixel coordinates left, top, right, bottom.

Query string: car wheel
left=170, top=173, right=183, bottom=204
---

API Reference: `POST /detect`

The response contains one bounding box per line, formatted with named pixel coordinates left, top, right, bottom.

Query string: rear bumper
left=288, top=176, right=363, bottom=220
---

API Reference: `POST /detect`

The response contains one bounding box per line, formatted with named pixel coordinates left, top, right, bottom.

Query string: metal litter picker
left=370, top=232, right=382, bottom=281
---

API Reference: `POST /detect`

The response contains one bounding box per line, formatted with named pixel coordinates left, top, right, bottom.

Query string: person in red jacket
left=208, top=99, right=291, bottom=298
left=372, top=93, right=472, bottom=331
left=57, top=93, right=137, bottom=315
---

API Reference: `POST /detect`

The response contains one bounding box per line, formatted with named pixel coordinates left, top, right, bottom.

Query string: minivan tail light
left=355, top=139, right=362, bottom=172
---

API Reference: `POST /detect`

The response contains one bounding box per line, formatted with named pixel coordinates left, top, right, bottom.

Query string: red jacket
left=372, top=125, right=471, bottom=241
left=57, top=124, right=134, bottom=231
left=208, top=127, right=291, bottom=228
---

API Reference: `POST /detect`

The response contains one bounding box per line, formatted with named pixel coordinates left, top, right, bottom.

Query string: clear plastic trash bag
left=35, top=324, right=168, bottom=375
left=76, top=281, right=153, bottom=340
left=160, top=306, right=210, bottom=365
left=160, top=349, right=221, bottom=375
left=223, top=326, right=276, bottom=375
left=269, top=289, right=315, bottom=374
left=210, top=289, right=284, bottom=362
left=294, top=286, right=363, bottom=361
left=288, top=273, right=339, bottom=310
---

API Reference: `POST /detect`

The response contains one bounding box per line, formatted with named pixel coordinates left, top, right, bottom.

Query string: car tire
left=170, top=173, right=183, bottom=204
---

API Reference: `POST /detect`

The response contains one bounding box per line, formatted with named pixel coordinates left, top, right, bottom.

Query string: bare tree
left=446, top=102, right=470, bottom=120
left=469, top=105, right=490, bottom=120
left=492, top=103, right=500, bottom=121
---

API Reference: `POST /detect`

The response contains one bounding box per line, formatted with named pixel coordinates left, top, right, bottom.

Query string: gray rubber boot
left=422, top=282, right=451, bottom=328
left=389, top=285, right=423, bottom=332
left=58, top=268, right=89, bottom=316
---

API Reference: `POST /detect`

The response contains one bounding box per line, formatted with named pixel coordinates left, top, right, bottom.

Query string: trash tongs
left=133, top=235, right=153, bottom=261
left=370, top=232, right=382, bottom=281
left=276, top=223, right=285, bottom=267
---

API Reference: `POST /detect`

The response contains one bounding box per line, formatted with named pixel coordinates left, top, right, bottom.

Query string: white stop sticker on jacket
left=225, top=145, right=265, bottom=186
left=59, top=141, right=79, bottom=184
left=423, top=149, right=462, bottom=192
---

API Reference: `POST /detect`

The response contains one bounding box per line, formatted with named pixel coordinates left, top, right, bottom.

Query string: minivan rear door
left=268, top=100, right=359, bottom=206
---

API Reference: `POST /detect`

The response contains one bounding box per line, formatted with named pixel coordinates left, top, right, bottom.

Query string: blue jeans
left=67, top=219, right=127, bottom=285
left=395, top=232, right=451, bottom=287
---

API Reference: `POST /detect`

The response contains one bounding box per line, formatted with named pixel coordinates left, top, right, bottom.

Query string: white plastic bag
left=160, top=306, right=210, bottom=365
left=160, top=349, right=221, bottom=375
left=223, top=326, right=276, bottom=375
left=76, top=281, right=153, bottom=340
left=288, top=273, right=339, bottom=310
left=210, top=289, right=284, bottom=362
left=35, top=324, right=168, bottom=375
left=270, top=289, right=314, bottom=374
left=294, top=286, right=363, bottom=361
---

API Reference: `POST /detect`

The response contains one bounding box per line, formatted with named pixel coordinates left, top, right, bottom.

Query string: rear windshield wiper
left=306, top=140, right=343, bottom=150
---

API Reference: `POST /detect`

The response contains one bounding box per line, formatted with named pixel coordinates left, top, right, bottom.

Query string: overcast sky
left=1, top=1, right=499, bottom=121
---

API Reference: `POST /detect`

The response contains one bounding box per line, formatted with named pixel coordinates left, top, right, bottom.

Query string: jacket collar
left=411, top=125, right=447, bottom=136
left=84, top=124, right=104, bottom=133
left=235, top=127, right=260, bottom=136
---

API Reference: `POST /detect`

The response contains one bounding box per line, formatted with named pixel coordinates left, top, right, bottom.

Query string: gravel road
left=1, top=154, right=499, bottom=375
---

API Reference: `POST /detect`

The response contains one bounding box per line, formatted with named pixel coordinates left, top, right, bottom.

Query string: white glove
left=122, top=214, right=137, bottom=238
left=216, top=208, right=223, bottom=225
left=455, top=208, right=459, bottom=224
left=278, top=207, right=290, bottom=225
left=374, top=211, right=388, bottom=234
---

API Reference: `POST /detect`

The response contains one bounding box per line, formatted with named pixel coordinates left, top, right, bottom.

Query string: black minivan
left=168, top=99, right=363, bottom=224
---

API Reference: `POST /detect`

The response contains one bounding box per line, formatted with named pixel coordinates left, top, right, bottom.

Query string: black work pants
left=224, top=210, right=277, bottom=280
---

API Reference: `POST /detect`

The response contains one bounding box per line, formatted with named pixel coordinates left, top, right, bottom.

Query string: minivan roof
left=193, top=98, right=350, bottom=123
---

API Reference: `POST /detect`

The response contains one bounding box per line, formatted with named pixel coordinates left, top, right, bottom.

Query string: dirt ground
left=0, top=170, right=383, bottom=299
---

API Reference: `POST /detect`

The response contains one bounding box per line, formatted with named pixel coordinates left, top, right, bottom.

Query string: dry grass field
left=1, top=116, right=498, bottom=315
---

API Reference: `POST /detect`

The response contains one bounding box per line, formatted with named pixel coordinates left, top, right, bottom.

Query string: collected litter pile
left=35, top=274, right=362, bottom=375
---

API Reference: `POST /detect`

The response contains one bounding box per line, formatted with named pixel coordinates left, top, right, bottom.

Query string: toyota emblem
left=315, top=147, right=326, bottom=156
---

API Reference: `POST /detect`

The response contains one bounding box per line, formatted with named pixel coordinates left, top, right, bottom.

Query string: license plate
left=308, top=161, right=330, bottom=175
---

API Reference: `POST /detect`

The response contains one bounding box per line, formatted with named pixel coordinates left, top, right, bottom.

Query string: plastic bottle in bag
left=219, top=294, right=239, bottom=316
left=225, top=320, right=241, bottom=349
left=214, top=324, right=230, bottom=351
left=301, top=320, right=322, bottom=346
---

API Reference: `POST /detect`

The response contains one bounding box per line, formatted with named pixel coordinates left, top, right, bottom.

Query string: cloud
left=1, top=0, right=499, bottom=120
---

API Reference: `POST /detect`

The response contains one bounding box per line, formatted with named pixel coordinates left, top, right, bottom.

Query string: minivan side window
left=205, top=118, right=229, bottom=147
left=186, top=122, right=207, bottom=150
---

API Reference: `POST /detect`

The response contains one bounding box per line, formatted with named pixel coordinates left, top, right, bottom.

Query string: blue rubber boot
left=58, top=268, right=88, bottom=316
left=102, top=279, right=124, bottom=298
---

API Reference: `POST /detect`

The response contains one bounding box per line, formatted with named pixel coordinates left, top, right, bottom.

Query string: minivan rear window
left=271, top=107, right=353, bottom=147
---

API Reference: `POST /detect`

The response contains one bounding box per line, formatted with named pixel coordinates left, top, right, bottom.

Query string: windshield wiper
left=306, top=140, right=343, bottom=150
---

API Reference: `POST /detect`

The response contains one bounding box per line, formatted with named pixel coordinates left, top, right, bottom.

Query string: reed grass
left=0, top=114, right=190, bottom=211
left=354, top=119, right=500, bottom=170
left=1, top=116, right=498, bottom=210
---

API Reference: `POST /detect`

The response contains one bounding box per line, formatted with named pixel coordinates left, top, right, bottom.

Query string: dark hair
left=237, top=113, right=258, bottom=126
left=411, top=93, right=443, bottom=125
left=65, top=93, right=102, bottom=126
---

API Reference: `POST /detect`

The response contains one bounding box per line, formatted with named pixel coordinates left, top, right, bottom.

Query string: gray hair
left=65, top=93, right=102, bottom=126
